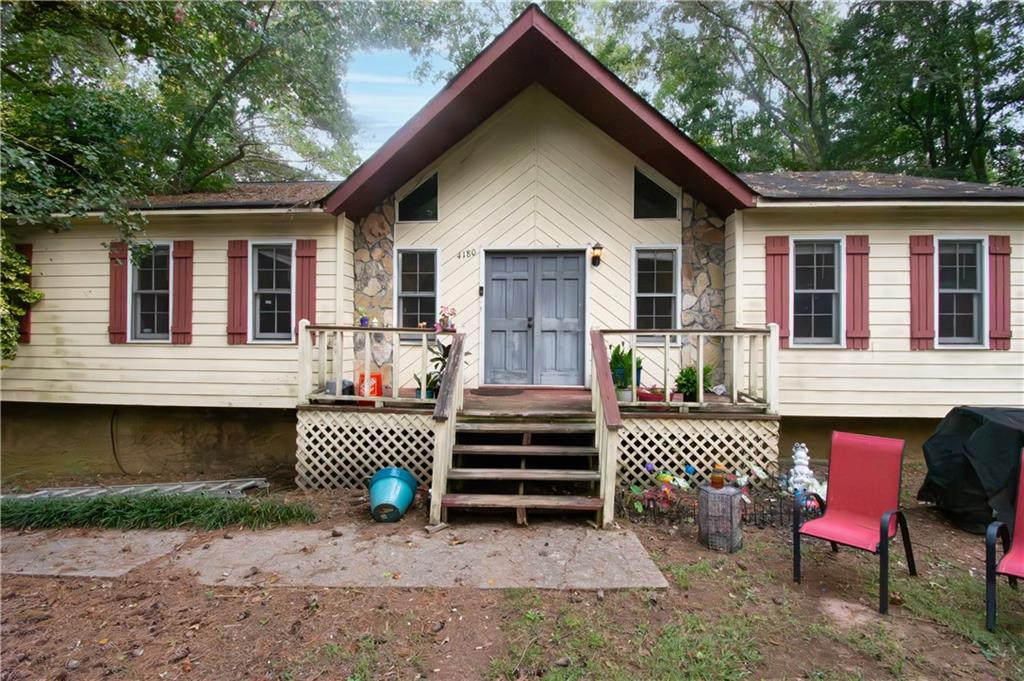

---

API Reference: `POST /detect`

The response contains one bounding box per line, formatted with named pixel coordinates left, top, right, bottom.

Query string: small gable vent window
left=397, top=173, right=438, bottom=222
left=633, top=168, right=677, bottom=219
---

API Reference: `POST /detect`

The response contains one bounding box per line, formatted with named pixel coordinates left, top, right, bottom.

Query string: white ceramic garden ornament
left=788, top=442, right=826, bottom=497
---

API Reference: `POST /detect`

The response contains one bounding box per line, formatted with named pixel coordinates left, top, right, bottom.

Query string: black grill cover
left=917, top=407, right=1024, bottom=534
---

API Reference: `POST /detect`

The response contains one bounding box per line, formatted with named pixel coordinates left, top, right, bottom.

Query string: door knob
left=527, top=316, right=534, bottom=329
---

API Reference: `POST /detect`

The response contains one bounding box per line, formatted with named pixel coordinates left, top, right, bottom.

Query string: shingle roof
left=140, top=181, right=338, bottom=210
left=742, top=171, right=1024, bottom=201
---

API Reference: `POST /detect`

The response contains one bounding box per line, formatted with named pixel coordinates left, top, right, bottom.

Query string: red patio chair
left=793, top=431, right=917, bottom=614
left=985, top=449, right=1023, bottom=631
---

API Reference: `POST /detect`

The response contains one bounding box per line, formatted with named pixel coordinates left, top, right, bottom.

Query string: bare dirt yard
left=2, top=457, right=1022, bottom=681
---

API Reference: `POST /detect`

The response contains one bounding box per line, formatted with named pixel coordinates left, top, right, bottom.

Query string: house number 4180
left=456, top=248, right=477, bottom=260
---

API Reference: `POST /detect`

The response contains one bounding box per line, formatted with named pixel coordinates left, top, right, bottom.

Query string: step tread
left=452, top=444, right=598, bottom=456
left=441, top=493, right=602, bottom=510
left=455, top=421, right=595, bottom=433
left=447, top=468, right=600, bottom=481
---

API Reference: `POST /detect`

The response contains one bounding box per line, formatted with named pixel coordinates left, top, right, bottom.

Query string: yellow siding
left=393, top=85, right=688, bottom=388
left=3, top=213, right=341, bottom=408
left=730, top=205, right=1024, bottom=418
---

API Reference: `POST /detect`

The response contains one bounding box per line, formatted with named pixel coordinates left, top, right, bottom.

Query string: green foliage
left=0, top=239, right=43, bottom=362
left=673, top=364, right=714, bottom=401
left=608, top=342, right=641, bottom=390
left=0, top=493, right=317, bottom=530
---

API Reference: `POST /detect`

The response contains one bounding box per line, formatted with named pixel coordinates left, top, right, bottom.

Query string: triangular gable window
left=634, top=168, right=677, bottom=219
left=397, top=173, right=438, bottom=222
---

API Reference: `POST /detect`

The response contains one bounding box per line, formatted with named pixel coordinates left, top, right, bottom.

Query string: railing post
left=696, top=334, right=705, bottom=406
left=630, top=332, right=638, bottom=402
left=766, top=322, right=780, bottom=414
left=333, top=330, right=343, bottom=397
left=297, top=319, right=312, bottom=404
left=662, top=333, right=670, bottom=404
left=730, top=334, right=740, bottom=404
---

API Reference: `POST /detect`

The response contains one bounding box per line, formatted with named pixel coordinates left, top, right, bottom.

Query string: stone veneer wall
left=680, top=194, right=726, bottom=373
left=352, top=199, right=397, bottom=383
left=349, top=193, right=727, bottom=385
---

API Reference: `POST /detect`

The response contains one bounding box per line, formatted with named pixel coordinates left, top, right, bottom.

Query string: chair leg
left=792, top=497, right=802, bottom=584
left=896, top=511, right=917, bottom=577
left=879, top=539, right=890, bottom=614
left=830, top=541, right=839, bottom=553
left=986, top=522, right=1008, bottom=632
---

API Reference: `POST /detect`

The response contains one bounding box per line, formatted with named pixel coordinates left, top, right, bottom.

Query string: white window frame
left=789, top=236, right=846, bottom=349
left=247, top=239, right=296, bottom=344
left=632, top=165, right=681, bottom=221
left=934, top=235, right=989, bottom=349
left=395, top=172, right=439, bottom=223
left=127, top=241, right=173, bottom=344
left=631, top=244, right=683, bottom=345
left=393, top=247, right=441, bottom=343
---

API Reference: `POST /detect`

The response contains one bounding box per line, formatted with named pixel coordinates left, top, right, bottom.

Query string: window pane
left=794, top=315, right=812, bottom=338
left=401, top=273, right=418, bottom=292
left=938, top=264, right=957, bottom=289
left=954, top=314, right=974, bottom=339
left=398, top=174, right=438, bottom=221
left=258, top=249, right=275, bottom=272
left=812, top=293, right=833, bottom=315
left=939, top=314, right=955, bottom=338
left=418, top=252, right=435, bottom=273
left=813, top=314, right=833, bottom=338
left=155, top=312, right=169, bottom=335
left=653, top=297, right=673, bottom=316
left=633, top=168, right=676, bottom=218
left=795, top=266, right=814, bottom=290
left=637, top=297, right=653, bottom=315
left=257, top=269, right=273, bottom=289
left=637, top=272, right=655, bottom=294
left=418, top=273, right=435, bottom=293
left=276, top=311, right=290, bottom=334
left=401, top=251, right=419, bottom=274
left=958, top=263, right=977, bottom=290
left=275, top=268, right=290, bottom=289
left=794, top=292, right=812, bottom=315
left=655, top=271, right=673, bottom=293
left=939, top=293, right=954, bottom=314
left=815, top=262, right=834, bottom=290
left=259, top=311, right=275, bottom=334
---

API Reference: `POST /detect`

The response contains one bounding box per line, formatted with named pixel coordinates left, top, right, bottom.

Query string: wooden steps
left=441, top=493, right=602, bottom=511
left=447, top=468, right=600, bottom=481
left=452, top=444, right=598, bottom=457
left=455, top=421, right=595, bottom=433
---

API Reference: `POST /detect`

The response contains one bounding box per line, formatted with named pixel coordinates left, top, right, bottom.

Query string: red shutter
left=295, top=239, right=317, bottom=332
left=14, top=244, right=33, bottom=343
left=989, top=235, right=1011, bottom=350
left=765, top=236, right=790, bottom=348
left=171, top=240, right=194, bottom=345
left=227, top=240, right=248, bottom=344
left=108, top=241, right=129, bottom=344
left=909, top=235, right=935, bottom=351
left=845, top=235, right=870, bottom=349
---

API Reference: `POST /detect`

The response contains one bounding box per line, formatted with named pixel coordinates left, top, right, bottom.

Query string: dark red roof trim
left=323, top=4, right=756, bottom=219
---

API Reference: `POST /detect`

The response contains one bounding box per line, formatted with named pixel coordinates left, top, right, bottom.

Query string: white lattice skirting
left=296, top=409, right=435, bottom=489
left=617, top=418, right=780, bottom=487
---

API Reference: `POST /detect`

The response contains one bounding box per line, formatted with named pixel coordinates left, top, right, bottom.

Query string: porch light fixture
left=591, top=242, right=604, bottom=267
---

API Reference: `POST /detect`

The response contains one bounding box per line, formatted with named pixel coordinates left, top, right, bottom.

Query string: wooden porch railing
left=598, top=324, right=779, bottom=414
left=297, top=320, right=456, bottom=406
left=590, top=330, right=622, bottom=528
left=429, top=333, right=466, bottom=525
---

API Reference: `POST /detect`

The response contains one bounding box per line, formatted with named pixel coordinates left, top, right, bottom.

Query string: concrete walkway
left=2, top=523, right=668, bottom=590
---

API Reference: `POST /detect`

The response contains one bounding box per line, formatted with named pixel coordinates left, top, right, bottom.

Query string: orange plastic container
left=356, top=372, right=383, bottom=405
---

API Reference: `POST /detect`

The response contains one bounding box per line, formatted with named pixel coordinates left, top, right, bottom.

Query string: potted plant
left=609, top=342, right=642, bottom=402
left=355, top=306, right=370, bottom=327
left=672, top=364, right=713, bottom=402
left=414, top=371, right=440, bottom=399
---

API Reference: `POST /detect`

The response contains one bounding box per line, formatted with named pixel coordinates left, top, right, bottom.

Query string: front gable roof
left=323, top=4, right=757, bottom=219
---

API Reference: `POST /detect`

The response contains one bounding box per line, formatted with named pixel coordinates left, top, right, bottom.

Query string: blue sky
left=345, top=49, right=449, bottom=160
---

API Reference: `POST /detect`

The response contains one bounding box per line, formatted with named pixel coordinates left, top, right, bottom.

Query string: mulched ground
left=2, top=459, right=1022, bottom=680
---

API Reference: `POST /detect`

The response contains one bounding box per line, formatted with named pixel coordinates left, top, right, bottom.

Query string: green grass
left=637, top=613, right=764, bottom=680
left=0, top=493, right=317, bottom=530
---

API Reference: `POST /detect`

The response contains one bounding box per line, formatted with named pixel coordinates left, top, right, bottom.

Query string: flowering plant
left=436, top=305, right=457, bottom=332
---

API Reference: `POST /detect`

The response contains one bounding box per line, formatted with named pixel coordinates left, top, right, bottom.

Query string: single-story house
left=3, top=5, right=1021, bottom=525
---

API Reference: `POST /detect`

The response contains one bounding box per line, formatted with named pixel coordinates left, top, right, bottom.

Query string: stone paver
left=1, top=530, right=189, bottom=578
left=175, top=524, right=668, bottom=589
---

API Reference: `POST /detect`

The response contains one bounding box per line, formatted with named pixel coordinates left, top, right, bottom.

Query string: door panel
left=485, top=252, right=585, bottom=385
left=484, top=255, right=533, bottom=384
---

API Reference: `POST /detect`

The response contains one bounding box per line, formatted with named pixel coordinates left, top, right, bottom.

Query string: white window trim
left=631, top=244, right=683, bottom=346
left=392, top=246, right=442, bottom=343
left=788, top=235, right=846, bottom=349
left=395, top=172, right=440, bottom=224
left=632, top=165, right=681, bottom=221
left=127, top=241, right=173, bottom=344
left=934, top=235, right=989, bottom=350
left=247, top=239, right=297, bottom=344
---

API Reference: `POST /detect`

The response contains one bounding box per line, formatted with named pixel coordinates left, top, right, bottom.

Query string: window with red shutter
left=989, top=235, right=1011, bottom=350
left=765, top=236, right=790, bottom=348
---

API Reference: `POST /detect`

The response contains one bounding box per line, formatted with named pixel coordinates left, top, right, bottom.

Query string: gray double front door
left=484, top=252, right=585, bottom=385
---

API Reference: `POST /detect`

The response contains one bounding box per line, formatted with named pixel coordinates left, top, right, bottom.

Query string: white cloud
left=345, top=72, right=416, bottom=85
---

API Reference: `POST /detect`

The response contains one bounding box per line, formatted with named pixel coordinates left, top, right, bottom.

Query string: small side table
left=698, top=484, right=743, bottom=553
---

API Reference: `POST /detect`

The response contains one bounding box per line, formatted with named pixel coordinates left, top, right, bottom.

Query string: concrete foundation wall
left=1, top=402, right=297, bottom=486
left=779, top=415, right=940, bottom=466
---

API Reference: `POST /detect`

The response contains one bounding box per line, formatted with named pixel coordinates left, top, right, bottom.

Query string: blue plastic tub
left=369, top=467, right=418, bottom=522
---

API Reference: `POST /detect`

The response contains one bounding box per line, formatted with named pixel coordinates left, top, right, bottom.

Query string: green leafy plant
left=1, top=239, right=43, bottom=363
left=609, top=342, right=642, bottom=390
left=673, top=364, right=713, bottom=401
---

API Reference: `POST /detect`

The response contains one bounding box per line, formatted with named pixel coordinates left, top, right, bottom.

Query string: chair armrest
left=880, top=509, right=901, bottom=546
left=987, top=521, right=1010, bottom=567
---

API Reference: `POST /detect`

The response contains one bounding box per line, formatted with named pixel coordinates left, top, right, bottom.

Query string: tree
left=833, top=1, right=1024, bottom=182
